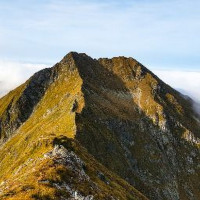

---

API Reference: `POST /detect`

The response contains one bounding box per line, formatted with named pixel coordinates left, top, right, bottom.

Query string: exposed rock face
left=0, top=52, right=199, bottom=200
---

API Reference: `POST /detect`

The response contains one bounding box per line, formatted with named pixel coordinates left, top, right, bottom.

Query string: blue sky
left=0, top=0, right=200, bottom=101
left=0, top=0, right=200, bottom=68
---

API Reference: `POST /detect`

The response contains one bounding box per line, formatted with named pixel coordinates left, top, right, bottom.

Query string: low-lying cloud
left=0, top=60, right=47, bottom=97
left=153, top=69, right=200, bottom=116
left=153, top=69, right=200, bottom=103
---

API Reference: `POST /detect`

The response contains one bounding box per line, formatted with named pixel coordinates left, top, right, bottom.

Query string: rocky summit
left=0, top=52, right=199, bottom=200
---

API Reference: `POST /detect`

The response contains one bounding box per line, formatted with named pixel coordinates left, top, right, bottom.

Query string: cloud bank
left=153, top=69, right=200, bottom=103
left=0, top=60, right=47, bottom=97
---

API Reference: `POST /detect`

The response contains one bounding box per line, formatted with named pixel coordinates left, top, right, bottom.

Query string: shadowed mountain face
left=0, top=52, right=199, bottom=200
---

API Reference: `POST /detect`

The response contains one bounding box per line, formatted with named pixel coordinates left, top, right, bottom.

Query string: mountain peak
left=0, top=52, right=199, bottom=199
left=60, top=51, right=91, bottom=63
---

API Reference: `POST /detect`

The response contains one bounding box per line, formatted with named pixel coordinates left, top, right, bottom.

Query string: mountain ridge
left=0, top=52, right=199, bottom=200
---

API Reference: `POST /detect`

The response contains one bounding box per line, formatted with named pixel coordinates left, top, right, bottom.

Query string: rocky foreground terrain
left=0, top=52, right=199, bottom=200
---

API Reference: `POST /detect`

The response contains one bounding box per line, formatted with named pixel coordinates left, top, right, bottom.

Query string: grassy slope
left=0, top=84, right=25, bottom=116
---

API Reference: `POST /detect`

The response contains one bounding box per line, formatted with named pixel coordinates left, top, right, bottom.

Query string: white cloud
left=152, top=69, right=200, bottom=103
left=0, top=60, right=48, bottom=97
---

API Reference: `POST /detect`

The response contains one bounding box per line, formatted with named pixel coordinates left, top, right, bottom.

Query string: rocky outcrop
left=44, top=144, right=94, bottom=200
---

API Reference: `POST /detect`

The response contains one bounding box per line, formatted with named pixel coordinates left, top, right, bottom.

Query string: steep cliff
left=0, top=52, right=199, bottom=200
